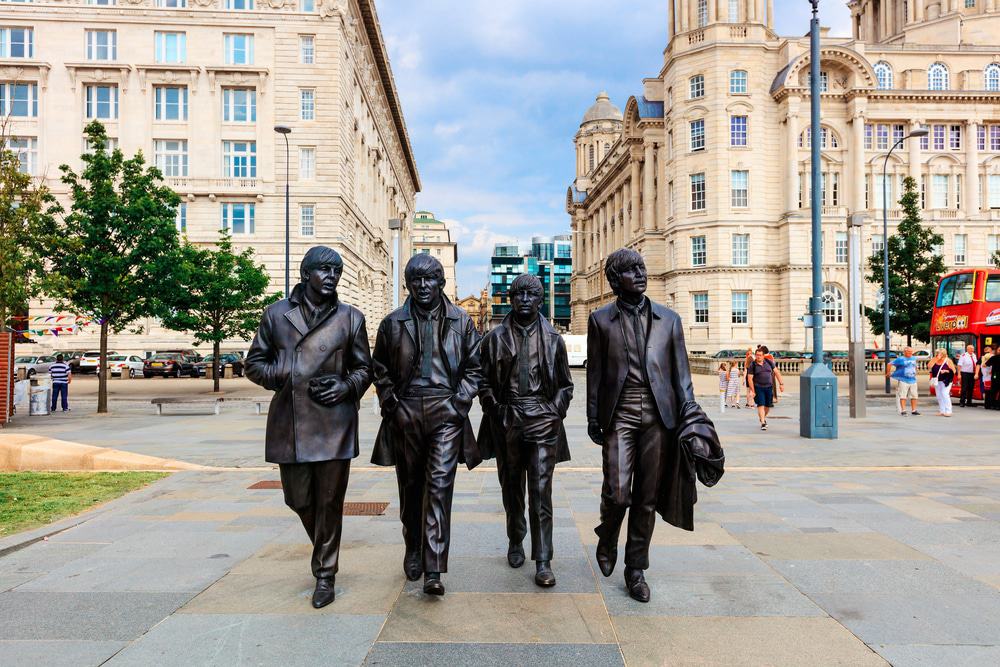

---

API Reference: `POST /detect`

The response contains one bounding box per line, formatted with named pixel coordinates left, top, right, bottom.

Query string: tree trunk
left=213, top=339, right=221, bottom=393
left=98, top=319, right=108, bottom=413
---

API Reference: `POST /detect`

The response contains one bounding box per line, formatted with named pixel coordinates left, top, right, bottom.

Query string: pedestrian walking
left=984, top=349, right=1000, bottom=411
left=726, top=362, right=742, bottom=409
left=49, top=354, right=72, bottom=412
left=930, top=349, right=956, bottom=417
left=956, top=345, right=978, bottom=407
left=886, top=346, right=920, bottom=415
left=743, top=348, right=754, bottom=407
left=717, top=362, right=729, bottom=413
left=746, top=348, right=783, bottom=431
left=980, top=346, right=993, bottom=409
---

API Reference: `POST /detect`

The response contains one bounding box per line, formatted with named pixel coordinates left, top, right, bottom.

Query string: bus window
left=936, top=275, right=957, bottom=307
left=952, top=273, right=974, bottom=305
left=986, top=275, right=1000, bottom=302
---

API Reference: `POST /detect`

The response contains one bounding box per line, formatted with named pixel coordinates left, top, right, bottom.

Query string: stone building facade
left=567, top=0, right=1000, bottom=354
left=5, top=0, right=419, bottom=353
left=411, top=210, right=458, bottom=300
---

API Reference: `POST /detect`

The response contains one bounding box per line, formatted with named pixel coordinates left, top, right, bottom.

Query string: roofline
left=358, top=0, right=421, bottom=193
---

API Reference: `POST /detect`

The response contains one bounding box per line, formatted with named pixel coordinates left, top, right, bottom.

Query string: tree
left=43, top=121, right=182, bottom=413
left=0, top=130, right=59, bottom=335
left=160, top=232, right=279, bottom=392
left=865, top=175, right=946, bottom=345
left=992, top=249, right=1000, bottom=270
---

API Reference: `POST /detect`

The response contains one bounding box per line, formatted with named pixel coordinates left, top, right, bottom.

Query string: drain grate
left=344, top=502, right=389, bottom=516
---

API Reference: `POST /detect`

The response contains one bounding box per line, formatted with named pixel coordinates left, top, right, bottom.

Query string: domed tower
left=573, top=91, right=623, bottom=190
left=668, top=0, right=774, bottom=43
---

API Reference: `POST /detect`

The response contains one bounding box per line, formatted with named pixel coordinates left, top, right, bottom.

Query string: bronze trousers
left=279, top=459, right=351, bottom=579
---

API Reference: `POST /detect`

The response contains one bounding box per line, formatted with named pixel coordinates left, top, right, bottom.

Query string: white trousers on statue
left=936, top=381, right=953, bottom=415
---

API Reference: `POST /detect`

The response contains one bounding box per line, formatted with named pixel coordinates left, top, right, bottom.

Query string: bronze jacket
left=370, top=297, right=485, bottom=469
left=586, top=299, right=695, bottom=432
left=245, top=284, right=372, bottom=464
left=476, top=313, right=573, bottom=463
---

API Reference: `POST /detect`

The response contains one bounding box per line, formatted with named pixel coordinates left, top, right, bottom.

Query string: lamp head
left=274, top=125, right=292, bottom=135
left=908, top=128, right=929, bottom=138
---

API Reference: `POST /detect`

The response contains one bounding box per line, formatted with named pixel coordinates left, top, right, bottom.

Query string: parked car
left=64, top=350, right=88, bottom=372
left=77, top=350, right=120, bottom=374
left=107, top=354, right=146, bottom=378
left=14, top=355, right=55, bottom=377
left=773, top=350, right=806, bottom=359
left=710, top=349, right=746, bottom=359
left=143, top=352, right=200, bottom=378
left=195, top=353, right=245, bottom=377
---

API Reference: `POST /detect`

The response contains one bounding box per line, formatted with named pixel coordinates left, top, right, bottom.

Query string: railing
left=689, top=355, right=930, bottom=376
left=688, top=29, right=705, bottom=44
left=729, top=25, right=748, bottom=38
left=166, top=177, right=260, bottom=191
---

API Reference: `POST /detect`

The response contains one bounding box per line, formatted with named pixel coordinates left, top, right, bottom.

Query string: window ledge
left=65, top=62, right=131, bottom=91
left=0, top=60, right=51, bottom=89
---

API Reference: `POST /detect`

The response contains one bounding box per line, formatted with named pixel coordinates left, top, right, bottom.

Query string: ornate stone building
left=568, top=0, right=1000, bottom=353
left=5, top=0, right=419, bottom=353
left=411, top=210, right=458, bottom=300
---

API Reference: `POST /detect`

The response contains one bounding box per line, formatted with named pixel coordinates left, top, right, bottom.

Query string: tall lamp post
left=274, top=125, right=292, bottom=296
left=800, top=0, right=837, bottom=439
left=881, top=127, right=928, bottom=392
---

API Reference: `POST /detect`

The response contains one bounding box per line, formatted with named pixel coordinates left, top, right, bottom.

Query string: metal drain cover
left=344, top=502, right=389, bottom=516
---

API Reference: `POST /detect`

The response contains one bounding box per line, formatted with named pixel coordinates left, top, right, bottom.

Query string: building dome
left=582, top=91, right=622, bottom=124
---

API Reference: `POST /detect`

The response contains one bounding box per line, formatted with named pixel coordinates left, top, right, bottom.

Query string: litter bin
left=29, top=384, right=51, bottom=415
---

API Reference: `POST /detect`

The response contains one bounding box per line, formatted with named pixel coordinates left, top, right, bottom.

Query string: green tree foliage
left=0, top=133, right=59, bottom=334
left=992, top=249, right=1000, bottom=270
left=43, top=121, right=182, bottom=413
left=161, top=232, right=279, bottom=392
left=865, top=176, right=946, bottom=345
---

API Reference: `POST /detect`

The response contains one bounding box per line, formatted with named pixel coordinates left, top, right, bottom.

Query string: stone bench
left=220, top=396, right=271, bottom=415
left=151, top=397, right=223, bottom=416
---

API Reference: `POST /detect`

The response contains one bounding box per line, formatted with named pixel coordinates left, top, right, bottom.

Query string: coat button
left=296, top=346, right=301, bottom=353
left=320, top=345, right=327, bottom=351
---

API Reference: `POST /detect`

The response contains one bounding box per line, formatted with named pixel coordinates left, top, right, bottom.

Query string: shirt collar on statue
left=511, top=316, right=539, bottom=339
left=616, top=295, right=648, bottom=317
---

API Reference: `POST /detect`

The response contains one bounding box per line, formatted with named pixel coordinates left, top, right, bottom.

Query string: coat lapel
left=399, top=301, right=417, bottom=346
left=283, top=307, right=310, bottom=338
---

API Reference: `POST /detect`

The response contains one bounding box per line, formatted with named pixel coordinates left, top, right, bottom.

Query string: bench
left=151, top=397, right=223, bottom=415
left=221, top=396, right=271, bottom=415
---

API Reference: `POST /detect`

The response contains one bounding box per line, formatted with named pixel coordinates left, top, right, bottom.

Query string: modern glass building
left=489, top=235, right=572, bottom=330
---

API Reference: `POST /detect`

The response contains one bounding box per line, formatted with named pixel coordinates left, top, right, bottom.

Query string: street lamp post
left=274, top=125, right=292, bottom=297
left=881, top=128, right=928, bottom=392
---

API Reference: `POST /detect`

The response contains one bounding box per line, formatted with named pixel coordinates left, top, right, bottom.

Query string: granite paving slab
left=0, top=640, right=128, bottom=667
left=874, top=643, right=1000, bottom=666
left=17, top=556, right=234, bottom=593
left=738, top=532, right=930, bottom=560
left=363, top=641, right=624, bottom=666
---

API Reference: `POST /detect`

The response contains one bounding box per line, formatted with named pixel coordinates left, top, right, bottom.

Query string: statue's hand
left=309, top=377, right=350, bottom=406
left=587, top=421, right=605, bottom=445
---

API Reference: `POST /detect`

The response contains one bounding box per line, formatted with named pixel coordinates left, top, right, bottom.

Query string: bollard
left=204, top=364, right=214, bottom=379
left=223, top=364, right=234, bottom=379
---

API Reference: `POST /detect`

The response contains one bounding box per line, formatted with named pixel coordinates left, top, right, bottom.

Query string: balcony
left=166, top=177, right=265, bottom=197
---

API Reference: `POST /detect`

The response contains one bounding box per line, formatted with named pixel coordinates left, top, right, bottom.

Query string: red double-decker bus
left=929, top=268, right=1000, bottom=400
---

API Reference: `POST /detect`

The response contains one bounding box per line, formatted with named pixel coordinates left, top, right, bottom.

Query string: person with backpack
left=746, top=347, right=783, bottom=431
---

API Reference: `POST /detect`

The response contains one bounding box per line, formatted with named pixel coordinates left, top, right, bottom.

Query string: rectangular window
left=991, top=126, right=1000, bottom=151
left=222, top=88, right=256, bottom=122
left=86, top=30, right=116, bottom=61
left=872, top=234, right=884, bottom=257
left=949, top=125, right=962, bottom=150
left=224, top=34, right=254, bottom=65
left=830, top=171, right=840, bottom=206
left=835, top=231, right=848, bottom=263
left=299, top=88, right=315, bottom=121
left=729, top=70, right=747, bottom=94
left=728, top=0, right=739, bottom=21
left=690, top=119, right=705, bottom=151
left=893, top=124, right=905, bottom=144
left=175, top=202, right=187, bottom=233
left=157, top=0, right=188, bottom=6
left=299, top=35, right=315, bottom=64
left=693, top=293, right=709, bottom=324
left=731, top=233, right=749, bottom=266
left=932, top=174, right=949, bottom=209
left=819, top=71, right=828, bottom=92
left=730, top=115, right=747, bottom=147
left=954, top=234, right=967, bottom=265
left=153, top=86, right=188, bottom=121
left=0, top=82, right=38, bottom=117
left=300, top=0, right=315, bottom=11
left=991, top=175, right=1000, bottom=208
left=690, top=173, right=706, bottom=211
left=87, top=0, right=116, bottom=5
left=221, top=203, right=255, bottom=235
left=864, top=124, right=873, bottom=150
left=956, top=174, right=962, bottom=210
left=932, top=124, right=946, bottom=150
left=731, top=292, right=749, bottom=325
left=225, top=0, right=253, bottom=8
left=0, top=27, right=33, bottom=58
left=7, top=136, right=36, bottom=175
left=155, top=31, right=186, bottom=64
left=979, top=125, right=986, bottom=151
left=84, top=84, right=118, bottom=119
left=988, top=234, right=999, bottom=257
left=876, top=124, right=889, bottom=150
left=299, top=147, right=315, bottom=180
left=300, top=204, right=315, bottom=236
left=691, top=235, right=707, bottom=266
left=874, top=173, right=889, bottom=209
left=222, top=140, right=257, bottom=178
left=730, top=170, right=749, bottom=208
left=154, top=139, right=188, bottom=177
left=689, top=74, right=704, bottom=99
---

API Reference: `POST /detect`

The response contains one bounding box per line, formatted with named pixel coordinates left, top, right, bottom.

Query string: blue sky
left=380, top=0, right=852, bottom=296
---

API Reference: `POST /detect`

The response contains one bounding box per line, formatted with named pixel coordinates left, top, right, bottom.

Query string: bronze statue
left=371, top=254, right=485, bottom=596
left=245, top=246, right=373, bottom=609
left=587, top=248, right=724, bottom=602
left=478, top=274, right=573, bottom=587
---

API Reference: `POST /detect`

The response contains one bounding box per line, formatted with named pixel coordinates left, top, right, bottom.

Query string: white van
left=562, top=334, right=587, bottom=367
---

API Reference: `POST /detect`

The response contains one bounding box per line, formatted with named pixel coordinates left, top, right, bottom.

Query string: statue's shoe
left=507, top=542, right=525, bottom=568
left=403, top=551, right=422, bottom=582
left=312, top=577, right=335, bottom=609
left=624, top=567, right=650, bottom=603
left=534, top=561, right=556, bottom=587
left=423, top=572, right=445, bottom=596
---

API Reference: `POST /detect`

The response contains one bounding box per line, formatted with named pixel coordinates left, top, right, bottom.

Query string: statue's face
left=615, top=261, right=647, bottom=296
left=407, top=271, right=443, bottom=308
left=511, top=288, right=543, bottom=320
left=303, top=262, right=342, bottom=300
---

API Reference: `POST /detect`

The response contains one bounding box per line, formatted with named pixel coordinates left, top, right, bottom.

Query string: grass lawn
left=0, top=472, right=168, bottom=539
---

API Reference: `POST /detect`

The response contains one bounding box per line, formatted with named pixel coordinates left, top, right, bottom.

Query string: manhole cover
left=344, top=502, right=389, bottom=516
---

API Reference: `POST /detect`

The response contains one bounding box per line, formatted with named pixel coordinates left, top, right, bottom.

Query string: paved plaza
left=2, top=373, right=999, bottom=665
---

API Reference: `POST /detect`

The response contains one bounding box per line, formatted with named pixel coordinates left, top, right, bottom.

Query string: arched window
left=985, top=63, right=1000, bottom=92
left=799, top=126, right=840, bottom=149
left=874, top=61, right=893, bottom=90
left=822, top=284, right=845, bottom=323
left=697, top=0, right=709, bottom=27
left=928, top=62, right=949, bottom=91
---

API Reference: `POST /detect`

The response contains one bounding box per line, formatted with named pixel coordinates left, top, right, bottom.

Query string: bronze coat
left=245, top=285, right=372, bottom=464
left=476, top=313, right=573, bottom=463
left=370, top=297, right=485, bottom=469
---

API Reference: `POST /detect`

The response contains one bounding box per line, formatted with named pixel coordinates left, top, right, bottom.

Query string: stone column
left=785, top=98, right=800, bottom=212
left=966, top=119, right=980, bottom=215
left=708, top=0, right=717, bottom=24
left=719, top=0, right=729, bottom=23
left=643, top=142, right=656, bottom=231
left=678, top=0, right=687, bottom=31
left=667, top=0, right=674, bottom=41
left=767, top=0, right=774, bottom=27
left=915, top=0, right=925, bottom=22
left=656, top=144, right=668, bottom=230
left=622, top=182, right=632, bottom=242
left=851, top=112, right=866, bottom=211
left=630, top=159, right=641, bottom=234
left=748, top=0, right=756, bottom=21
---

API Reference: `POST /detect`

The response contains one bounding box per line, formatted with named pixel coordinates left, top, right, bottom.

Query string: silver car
left=14, top=355, right=56, bottom=377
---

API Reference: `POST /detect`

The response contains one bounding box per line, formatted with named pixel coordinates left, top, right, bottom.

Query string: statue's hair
left=604, top=248, right=645, bottom=295
left=404, top=253, right=446, bottom=285
left=510, top=273, right=543, bottom=297
left=300, top=246, right=343, bottom=277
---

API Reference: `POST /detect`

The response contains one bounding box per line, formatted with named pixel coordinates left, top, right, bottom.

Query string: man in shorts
left=885, top=346, right=920, bottom=415
left=746, top=348, right=783, bottom=431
